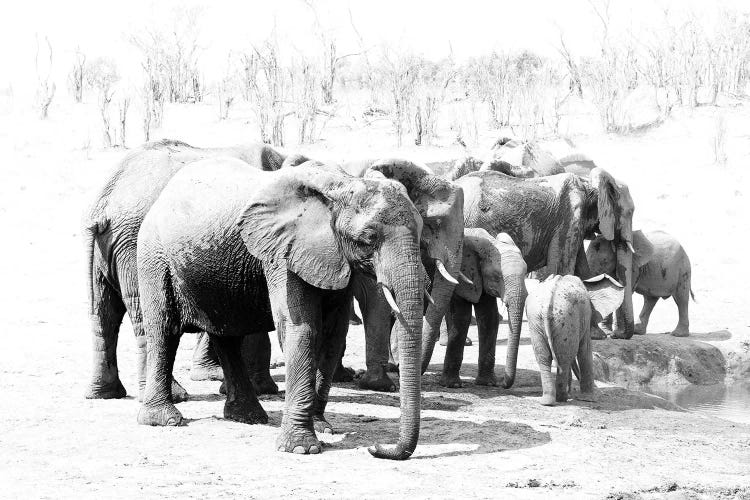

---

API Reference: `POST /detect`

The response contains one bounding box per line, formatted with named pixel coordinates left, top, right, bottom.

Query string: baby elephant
left=587, top=230, right=693, bottom=337
left=526, top=274, right=624, bottom=405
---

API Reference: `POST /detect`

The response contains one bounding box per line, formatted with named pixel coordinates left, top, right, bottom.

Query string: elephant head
left=586, top=230, right=655, bottom=290
left=454, top=229, right=527, bottom=387
left=238, top=165, right=424, bottom=460
left=365, top=159, right=466, bottom=374
left=585, top=167, right=638, bottom=338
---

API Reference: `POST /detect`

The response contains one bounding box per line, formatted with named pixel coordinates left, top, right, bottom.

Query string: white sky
left=1, top=0, right=746, bottom=92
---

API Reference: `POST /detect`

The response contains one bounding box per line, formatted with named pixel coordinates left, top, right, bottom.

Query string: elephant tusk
left=381, top=284, right=401, bottom=316
left=626, top=241, right=636, bottom=254
left=424, top=290, right=435, bottom=305
left=436, top=260, right=458, bottom=285
left=458, top=271, right=474, bottom=285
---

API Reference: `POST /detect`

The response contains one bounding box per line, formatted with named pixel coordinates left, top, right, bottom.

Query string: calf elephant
left=439, top=229, right=527, bottom=388
left=137, top=160, right=425, bottom=460
left=82, top=138, right=306, bottom=400
left=526, top=274, right=624, bottom=405
left=587, top=230, right=693, bottom=337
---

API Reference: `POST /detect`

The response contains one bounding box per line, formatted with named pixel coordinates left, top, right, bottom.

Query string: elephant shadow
left=322, top=415, right=551, bottom=459
left=683, top=329, right=732, bottom=342
left=328, top=392, right=472, bottom=411
left=418, top=363, right=543, bottom=399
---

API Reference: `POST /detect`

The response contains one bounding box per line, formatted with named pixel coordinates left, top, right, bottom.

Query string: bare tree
left=290, top=57, right=320, bottom=144
left=117, top=94, right=130, bottom=147
left=68, top=46, right=86, bottom=103
left=86, top=57, right=119, bottom=147
left=413, top=57, right=455, bottom=145
left=240, top=37, right=290, bottom=145
left=217, top=54, right=237, bottom=120
left=35, top=35, right=56, bottom=119
left=378, top=47, right=420, bottom=147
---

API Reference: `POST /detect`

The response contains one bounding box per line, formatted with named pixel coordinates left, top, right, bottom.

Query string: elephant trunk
left=420, top=270, right=457, bottom=374
left=501, top=274, right=527, bottom=388
left=369, top=235, right=424, bottom=460
left=615, top=243, right=635, bottom=338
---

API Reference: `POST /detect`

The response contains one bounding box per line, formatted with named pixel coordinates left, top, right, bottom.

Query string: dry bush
left=240, top=38, right=290, bottom=146
left=68, top=47, right=86, bottom=104
left=290, top=57, right=320, bottom=144
left=377, top=47, right=420, bottom=147
left=86, top=57, right=119, bottom=147
left=34, top=35, right=56, bottom=119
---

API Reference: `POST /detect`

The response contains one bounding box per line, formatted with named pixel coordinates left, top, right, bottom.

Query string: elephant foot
left=575, top=390, right=598, bottom=402
left=610, top=331, right=630, bottom=339
left=190, top=363, right=224, bottom=381
left=252, top=373, right=279, bottom=395
left=84, top=378, right=127, bottom=399
left=358, top=367, right=397, bottom=392
left=137, top=403, right=183, bottom=426
left=540, top=394, right=556, bottom=406
left=633, top=322, right=647, bottom=335
left=313, top=415, right=334, bottom=434
left=670, top=326, right=689, bottom=338
left=556, top=391, right=569, bottom=403
left=474, top=373, right=498, bottom=387
left=333, top=364, right=356, bottom=383
left=439, top=373, right=463, bottom=388
left=224, top=398, right=268, bottom=424
left=171, top=379, right=189, bottom=403
left=276, top=423, right=322, bottom=454
left=590, top=325, right=608, bottom=340
left=386, top=362, right=399, bottom=374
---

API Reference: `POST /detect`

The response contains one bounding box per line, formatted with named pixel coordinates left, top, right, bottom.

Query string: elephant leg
left=242, top=333, right=278, bottom=395
left=556, top=364, right=571, bottom=403
left=635, top=295, right=658, bottom=335
left=593, top=313, right=613, bottom=339
left=576, top=330, right=596, bottom=398
left=312, top=292, right=351, bottom=434
left=122, top=269, right=187, bottom=404
left=85, top=271, right=127, bottom=399
left=538, top=361, right=557, bottom=406
left=270, top=269, right=323, bottom=455
left=474, top=294, right=500, bottom=387
left=440, top=296, right=472, bottom=388
left=212, top=334, right=268, bottom=424
left=671, top=281, right=690, bottom=337
left=354, top=279, right=397, bottom=392
left=190, top=332, right=223, bottom=381
left=137, top=329, right=183, bottom=426
left=331, top=342, right=355, bottom=383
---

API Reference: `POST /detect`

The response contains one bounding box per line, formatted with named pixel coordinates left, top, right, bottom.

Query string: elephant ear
left=369, top=159, right=454, bottom=219
left=583, top=274, right=624, bottom=319
left=460, top=228, right=506, bottom=300
left=238, top=168, right=351, bottom=290
left=632, top=230, right=655, bottom=268
left=280, top=153, right=313, bottom=169
left=591, top=167, right=619, bottom=241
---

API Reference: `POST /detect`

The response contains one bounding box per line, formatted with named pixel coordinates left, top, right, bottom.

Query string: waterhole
left=647, top=382, right=750, bottom=425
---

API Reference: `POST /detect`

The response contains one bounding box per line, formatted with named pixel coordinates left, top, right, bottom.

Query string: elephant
left=430, top=166, right=637, bottom=388
left=439, top=229, right=528, bottom=388
left=587, top=230, right=693, bottom=337
left=442, top=137, right=598, bottom=181
left=136, top=159, right=425, bottom=460
left=525, top=274, right=624, bottom=405
left=82, top=138, right=305, bottom=400
left=321, top=158, right=466, bottom=392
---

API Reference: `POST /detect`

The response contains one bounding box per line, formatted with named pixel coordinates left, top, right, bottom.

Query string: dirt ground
left=1, top=100, right=750, bottom=499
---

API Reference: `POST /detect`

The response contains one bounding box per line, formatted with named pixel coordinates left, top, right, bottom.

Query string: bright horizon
left=1, top=0, right=747, bottom=96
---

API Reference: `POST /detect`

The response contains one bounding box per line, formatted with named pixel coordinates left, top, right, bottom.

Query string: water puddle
left=647, top=383, right=750, bottom=424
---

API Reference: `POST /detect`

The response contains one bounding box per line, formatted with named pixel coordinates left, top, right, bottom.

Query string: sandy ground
left=1, top=99, right=750, bottom=498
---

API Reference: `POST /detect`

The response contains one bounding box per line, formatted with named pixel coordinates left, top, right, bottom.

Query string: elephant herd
left=83, top=137, right=694, bottom=460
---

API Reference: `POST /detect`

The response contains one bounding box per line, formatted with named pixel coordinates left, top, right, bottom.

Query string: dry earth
left=1, top=100, right=749, bottom=499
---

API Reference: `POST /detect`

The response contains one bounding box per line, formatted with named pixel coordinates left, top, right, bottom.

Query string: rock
left=592, top=334, right=726, bottom=389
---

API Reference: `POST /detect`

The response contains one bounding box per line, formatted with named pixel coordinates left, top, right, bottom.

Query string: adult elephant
left=424, top=167, right=637, bottom=384
left=334, top=158, right=465, bottom=392
left=82, top=138, right=306, bottom=400
left=137, top=159, right=425, bottom=460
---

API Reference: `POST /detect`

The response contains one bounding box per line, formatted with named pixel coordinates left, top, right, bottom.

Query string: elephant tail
left=83, top=216, right=107, bottom=315
left=544, top=301, right=559, bottom=374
